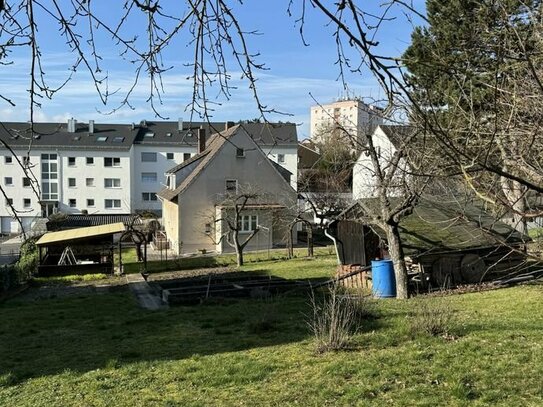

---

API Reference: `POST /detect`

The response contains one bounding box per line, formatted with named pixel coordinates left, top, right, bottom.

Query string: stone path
left=125, top=273, right=168, bottom=310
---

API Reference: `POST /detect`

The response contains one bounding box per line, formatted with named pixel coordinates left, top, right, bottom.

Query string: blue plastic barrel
left=371, top=260, right=396, bottom=298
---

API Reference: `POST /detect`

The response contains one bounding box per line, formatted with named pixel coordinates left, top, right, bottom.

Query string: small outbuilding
left=329, top=197, right=530, bottom=289
left=36, top=222, right=126, bottom=276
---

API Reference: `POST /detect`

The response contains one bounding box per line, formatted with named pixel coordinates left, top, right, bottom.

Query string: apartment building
left=0, top=119, right=298, bottom=234
left=309, top=98, right=384, bottom=147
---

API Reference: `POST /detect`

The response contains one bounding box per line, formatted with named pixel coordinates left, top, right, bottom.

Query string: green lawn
left=122, top=246, right=335, bottom=274
left=1, top=257, right=543, bottom=406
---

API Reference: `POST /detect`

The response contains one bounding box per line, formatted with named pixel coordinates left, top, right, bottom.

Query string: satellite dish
left=460, top=254, right=486, bottom=284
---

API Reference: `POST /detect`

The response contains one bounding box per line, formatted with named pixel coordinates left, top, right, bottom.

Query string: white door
left=10, top=219, right=19, bottom=234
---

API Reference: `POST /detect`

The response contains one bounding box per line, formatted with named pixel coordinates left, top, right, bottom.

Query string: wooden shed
left=329, top=197, right=530, bottom=289
left=35, top=223, right=126, bottom=276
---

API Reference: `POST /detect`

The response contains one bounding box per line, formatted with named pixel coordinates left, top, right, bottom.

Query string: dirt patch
left=147, top=266, right=237, bottom=282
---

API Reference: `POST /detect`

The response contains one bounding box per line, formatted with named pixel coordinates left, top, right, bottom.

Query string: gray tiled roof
left=0, top=121, right=138, bottom=150
left=0, top=120, right=298, bottom=151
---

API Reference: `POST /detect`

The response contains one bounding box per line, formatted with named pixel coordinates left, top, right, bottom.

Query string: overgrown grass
left=122, top=246, right=335, bottom=274
left=1, top=257, right=543, bottom=405
left=30, top=273, right=109, bottom=286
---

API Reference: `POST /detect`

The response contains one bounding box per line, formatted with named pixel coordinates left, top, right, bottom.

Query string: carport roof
left=36, top=222, right=126, bottom=246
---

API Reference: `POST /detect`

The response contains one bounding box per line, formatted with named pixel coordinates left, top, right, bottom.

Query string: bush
left=0, top=264, right=18, bottom=292
left=308, top=283, right=372, bottom=353
left=0, top=238, right=39, bottom=293
left=409, top=299, right=456, bottom=338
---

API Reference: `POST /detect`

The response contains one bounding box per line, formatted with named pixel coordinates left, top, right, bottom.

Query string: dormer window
left=236, top=148, right=245, bottom=158
left=144, top=132, right=155, bottom=138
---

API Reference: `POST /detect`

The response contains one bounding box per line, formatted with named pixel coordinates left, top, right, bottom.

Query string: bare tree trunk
left=384, top=223, right=409, bottom=299
left=307, top=224, right=314, bottom=257
left=236, top=247, right=244, bottom=267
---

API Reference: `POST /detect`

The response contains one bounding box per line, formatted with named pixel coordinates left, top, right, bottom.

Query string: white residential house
left=0, top=119, right=298, bottom=234
left=158, top=124, right=297, bottom=255
left=352, top=125, right=412, bottom=200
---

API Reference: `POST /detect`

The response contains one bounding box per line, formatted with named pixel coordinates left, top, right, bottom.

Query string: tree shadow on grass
left=0, top=275, right=325, bottom=384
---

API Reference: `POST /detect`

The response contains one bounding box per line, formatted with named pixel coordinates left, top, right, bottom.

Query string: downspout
left=324, top=226, right=341, bottom=265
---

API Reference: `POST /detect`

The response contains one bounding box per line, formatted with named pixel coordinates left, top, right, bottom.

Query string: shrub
left=308, top=283, right=371, bottom=353
left=409, top=299, right=456, bottom=338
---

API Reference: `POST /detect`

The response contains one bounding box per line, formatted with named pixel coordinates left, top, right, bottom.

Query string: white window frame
left=105, top=199, right=121, bottom=209
left=141, top=172, right=157, bottom=183
left=86, top=157, right=94, bottom=165
left=87, top=199, right=95, bottom=207
left=4, top=177, right=13, bottom=186
left=68, top=157, right=76, bottom=166
left=142, top=192, right=157, bottom=201
left=141, top=152, right=157, bottom=162
left=86, top=178, right=95, bottom=187
left=104, top=157, right=121, bottom=167
left=277, top=153, right=285, bottom=163
left=239, top=215, right=258, bottom=233
left=68, top=199, right=77, bottom=208
left=23, top=198, right=31, bottom=208
left=68, top=178, right=76, bottom=188
left=104, top=178, right=121, bottom=188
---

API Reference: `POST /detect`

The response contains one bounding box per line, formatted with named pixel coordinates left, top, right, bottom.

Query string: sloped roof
left=158, top=123, right=296, bottom=202
left=0, top=122, right=137, bottom=150
left=36, top=222, right=126, bottom=246
left=298, top=142, right=321, bottom=169
left=339, top=196, right=529, bottom=256
left=0, top=121, right=297, bottom=151
left=47, top=214, right=143, bottom=231
left=376, top=125, right=416, bottom=150
left=158, top=125, right=241, bottom=201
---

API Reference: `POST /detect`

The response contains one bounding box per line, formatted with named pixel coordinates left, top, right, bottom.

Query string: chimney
left=178, top=117, right=184, bottom=131
left=225, top=121, right=235, bottom=131
left=67, top=118, right=77, bottom=133
left=198, top=127, right=206, bottom=154
left=88, top=120, right=94, bottom=134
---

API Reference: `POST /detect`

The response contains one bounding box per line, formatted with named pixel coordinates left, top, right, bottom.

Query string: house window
left=205, top=223, right=212, bottom=234
left=104, top=157, right=121, bottom=167
left=225, top=179, right=237, bottom=193
left=142, top=192, right=157, bottom=201
left=104, top=178, right=121, bottom=188
left=166, top=152, right=174, bottom=160
left=68, top=157, right=76, bottom=166
left=105, top=199, right=121, bottom=209
left=68, top=178, right=76, bottom=188
left=236, top=148, right=245, bottom=158
left=86, top=157, right=94, bottom=165
left=4, top=177, right=12, bottom=186
left=96, top=136, right=108, bottom=142
left=141, top=152, right=157, bottom=162
left=5, top=198, right=13, bottom=206
left=4, top=156, right=12, bottom=164
left=41, top=153, right=59, bottom=200
left=86, top=178, right=95, bottom=187
left=87, top=199, right=95, bottom=207
left=23, top=198, right=31, bottom=208
left=141, top=172, right=157, bottom=183
left=239, top=215, right=258, bottom=232
left=278, top=154, right=285, bottom=163
left=183, top=153, right=191, bottom=161
left=69, top=199, right=76, bottom=208
left=22, top=177, right=31, bottom=187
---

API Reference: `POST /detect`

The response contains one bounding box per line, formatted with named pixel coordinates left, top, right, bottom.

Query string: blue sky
left=0, top=1, right=425, bottom=139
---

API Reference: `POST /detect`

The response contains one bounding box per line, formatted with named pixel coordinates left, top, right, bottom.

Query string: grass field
left=1, top=256, right=543, bottom=406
